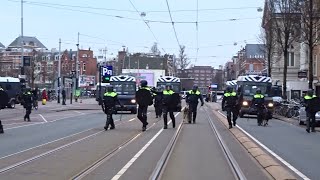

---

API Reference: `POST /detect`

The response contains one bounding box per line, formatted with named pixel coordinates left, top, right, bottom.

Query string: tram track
left=0, top=115, right=138, bottom=175
left=149, top=106, right=247, bottom=180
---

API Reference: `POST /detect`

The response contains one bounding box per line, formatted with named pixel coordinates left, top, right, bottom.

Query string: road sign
left=102, top=66, right=113, bottom=76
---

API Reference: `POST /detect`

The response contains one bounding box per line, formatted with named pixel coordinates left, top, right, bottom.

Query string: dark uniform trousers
left=188, top=103, right=198, bottom=123
left=138, top=105, right=148, bottom=127
left=163, top=106, right=175, bottom=127
left=154, top=102, right=162, bottom=117
left=24, top=105, right=32, bottom=121
left=226, top=106, right=238, bottom=126
left=105, top=107, right=115, bottom=128
left=306, top=111, right=316, bottom=131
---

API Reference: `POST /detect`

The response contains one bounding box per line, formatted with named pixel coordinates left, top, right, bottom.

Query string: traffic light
left=102, top=75, right=111, bottom=83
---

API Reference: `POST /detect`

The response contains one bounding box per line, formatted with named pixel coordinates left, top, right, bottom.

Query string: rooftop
left=8, top=36, right=47, bottom=49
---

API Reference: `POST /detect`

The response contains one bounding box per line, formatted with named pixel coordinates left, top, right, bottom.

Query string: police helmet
left=192, top=85, right=198, bottom=91
left=140, top=80, right=148, bottom=87
left=307, top=89, right=314, bottom=96
left=256, top=88, right=262, bottom=94
left=106, top=85, right=114, bottom=92
left=165, top=84, right=172, bottom=90
left=226, top=86, right=233, bottom=92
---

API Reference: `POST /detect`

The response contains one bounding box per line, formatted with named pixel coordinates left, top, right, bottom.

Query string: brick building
left=178, top=66, right=214, bottom=92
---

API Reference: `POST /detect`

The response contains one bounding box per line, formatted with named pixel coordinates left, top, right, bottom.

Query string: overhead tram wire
left=8, top=0, right=261, bottom=13
left=8, top=0, right=261, bottom=25
left=128, top=0, right=166, bottom=54
left=165, top=0, right=181, bottom=49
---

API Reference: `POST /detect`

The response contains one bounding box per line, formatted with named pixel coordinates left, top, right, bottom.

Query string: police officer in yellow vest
left=251, top=88, right=265, bottom=126
left=162, top=85, right=176, bottom=129
left=222, top=86, right=239, bottom=129
left=303, top=89, right=319, bottom=133
left=103, top=85, right=122, bottom=131
left=136, top=80, right=153, bottom=131
left=22, top=88, right=33, bottom=122
left=186, top=85, right=204, bottom=124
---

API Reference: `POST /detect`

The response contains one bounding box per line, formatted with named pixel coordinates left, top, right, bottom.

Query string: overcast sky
left=0, top=0, right=264, bottom=68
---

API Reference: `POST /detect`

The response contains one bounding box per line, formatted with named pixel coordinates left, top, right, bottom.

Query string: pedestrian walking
left=32, top=87, right=38, bottom=110
left=162, top=85, right=176, bottom=129
left=23, top=88, right=33, bottom=122
left=250, top=88, right=265, bottom=126
left=102, top=85, right=123, bottom=131
left=303, top=89, right=320, bottom=133
left=0, top=86, right=9, bottom=133
left=153, top=87, right=163, bottom=118
left=186, top=85, right=204, bottom=124
left=136, top=80, right=153, bottom=131
left=62, top=88, right=66, bottom=105
left=222, top=86, right=239, bottom=129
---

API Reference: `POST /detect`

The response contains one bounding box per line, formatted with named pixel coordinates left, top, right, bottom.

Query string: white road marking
left=39, top=114, right=48, bottom=122
left=217, top=111, right=310, bottom=180
left=73, top=111, right=85, bottom=115
left=2, top=122, right=41, bottom=126
left=111, top=112, right=180, bottom=180
left=128, top=118, right=135, bottom=122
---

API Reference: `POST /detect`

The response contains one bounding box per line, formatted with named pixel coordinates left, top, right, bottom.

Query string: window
left=287, top=52, right=295, bottom=67
left=72, top=54, right=76, bottom=60
left=82, top=54, right=87, bottom=58
left=200, top=70, right=205, bottom=73
left=42, top=56, right=45, bottom=61
left=195, top=70, right=199, bottom=73
left=206, top=70, right=211, bottom=73
left=83, top=63, right=86, bottom=71
left=249, top=64, right=254, bottom=71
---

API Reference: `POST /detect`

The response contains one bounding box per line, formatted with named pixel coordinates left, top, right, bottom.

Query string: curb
left=273, top=116, right=320, bottom=132
left=208, top=104, right=297, bottom=180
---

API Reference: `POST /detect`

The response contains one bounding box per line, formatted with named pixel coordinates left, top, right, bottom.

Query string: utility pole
left=20, top=0, right=24, bottom=75
left=308, top=0, right=314, bottom=89
left=75, top=32, right=79, bottom=95
left=57, top=38, right=61, bottom=104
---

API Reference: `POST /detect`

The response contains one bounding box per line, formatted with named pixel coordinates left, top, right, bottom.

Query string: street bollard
left=0, top=120, right=4, bottom=134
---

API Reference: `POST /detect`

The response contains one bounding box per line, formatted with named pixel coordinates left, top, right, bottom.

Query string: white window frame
left=83, top=63, right=86, bottom=71
left=287, top=52, right=295, bottom=67
left=314, top=55, right=317, bottom=76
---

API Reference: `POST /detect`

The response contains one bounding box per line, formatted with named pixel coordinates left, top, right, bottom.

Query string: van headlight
left=131, top=99, right=136, bottom=103
left=242, top=101, right=248, bottom=106
left=268, top=103, right=274, bottom=108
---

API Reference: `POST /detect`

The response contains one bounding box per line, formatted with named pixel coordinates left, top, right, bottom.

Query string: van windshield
left=111, top=82, right=136, bottom=95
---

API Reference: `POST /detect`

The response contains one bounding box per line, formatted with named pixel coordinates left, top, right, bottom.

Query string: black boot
left=229, top=124, right=233, bottom=129
left=172, top=120, right=176, bottom=128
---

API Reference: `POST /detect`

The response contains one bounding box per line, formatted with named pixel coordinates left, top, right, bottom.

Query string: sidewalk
left=42, top=98, right=100, bottom=111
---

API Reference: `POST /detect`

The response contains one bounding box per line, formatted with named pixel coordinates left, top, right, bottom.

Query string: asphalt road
left=0, top=103, right=272, bottom=180
left=232, top=113, right=320, bottom=180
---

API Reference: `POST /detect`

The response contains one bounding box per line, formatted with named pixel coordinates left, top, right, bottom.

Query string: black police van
left=0, top=77, right=22, bottom=108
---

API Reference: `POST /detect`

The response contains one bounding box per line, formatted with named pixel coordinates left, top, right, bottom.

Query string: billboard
left=124, top=73, right=154, bottom=86
left=79, top=75, right=95, bottom=87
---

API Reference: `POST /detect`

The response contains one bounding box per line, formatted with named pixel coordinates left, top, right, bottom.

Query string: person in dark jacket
left=23, top=88, right=33, bottom=122
left=136, top=80, right=153, bottom=131
left=303, top=89, right=319, bottom=133
left=186, top=85, right=204, bottom=124
left=222, top=86, right=238, bottom=128
left=32, top=87, right=38, bottom=110
left=102, top=85, right=122, bottom=130
left=162, top=85, right=176, bottom=129
left=62, top=88, right=66, bottom=105
left=251, top=88, right=265, bottom=126
left=153, top=87, right=163, bottom=118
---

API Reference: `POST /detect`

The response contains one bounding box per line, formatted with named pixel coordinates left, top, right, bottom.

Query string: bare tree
left=260, top=17, right=279, bottom=77
left=177, top=45, right=190, bottom=70
left=301, top=0, right=320, bottom=89
left=269, top=0, right=302, bottom=99
left=150, top=42, right=161, bottom=56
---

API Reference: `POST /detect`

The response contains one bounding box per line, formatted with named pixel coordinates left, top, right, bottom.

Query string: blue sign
left=102, top=66, right=113, bottom=76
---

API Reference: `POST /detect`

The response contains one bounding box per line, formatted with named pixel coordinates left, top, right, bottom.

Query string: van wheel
left=131, top=109, right=137, bottom=114
left=239, top=112, right=244, bottom=118
left=299, top=120, right=305, bottom=125
left=9, top=101, right=15, bottom=109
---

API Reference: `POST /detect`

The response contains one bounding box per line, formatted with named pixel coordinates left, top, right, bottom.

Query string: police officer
left=222, top=86, right=238, bottom=129
left=102, top=85, right=122, bottom=130
left=23, top=88, right=33, bottom=122
left=251, top=88, right=265, bottom=126
left=162, top=85, right=176, bottom=129
left=0, top=86, right=9, bottom=133
left=186, top=85, right=204, bottom=124
left=136, top=80, right=153, bottom=131
left=303, top=89, right=318, bottom=133
left=153, top=87, right=163, bottom=118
